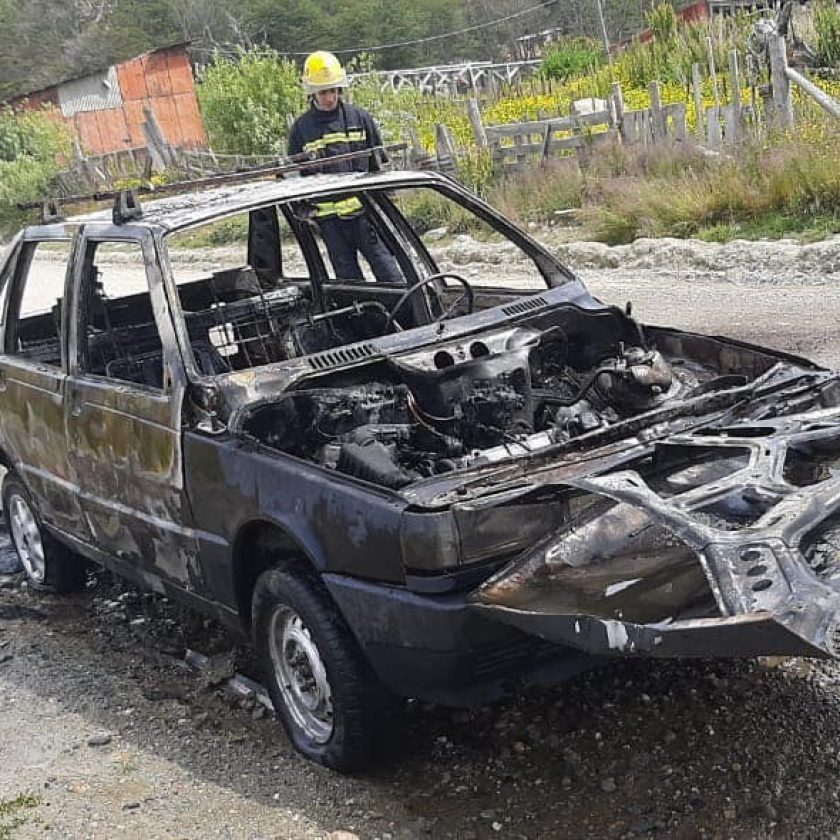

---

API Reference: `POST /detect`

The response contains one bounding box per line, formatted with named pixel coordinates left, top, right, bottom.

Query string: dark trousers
left=318, top=215, right=404, bottom=284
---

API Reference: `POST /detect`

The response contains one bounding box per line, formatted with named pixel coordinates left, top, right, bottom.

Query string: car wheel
left=2, top=473, right=87, bottom=593
left=252, top=565, right=394, bottom=772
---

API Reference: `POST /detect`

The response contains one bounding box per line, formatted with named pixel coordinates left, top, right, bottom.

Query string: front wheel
left=2, top=473, right=87, bottom=593
left=252, top=566, right=394, bottom=772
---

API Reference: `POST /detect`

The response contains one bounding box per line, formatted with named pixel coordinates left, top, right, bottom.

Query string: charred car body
left=3, top=168, right=840, bottom=770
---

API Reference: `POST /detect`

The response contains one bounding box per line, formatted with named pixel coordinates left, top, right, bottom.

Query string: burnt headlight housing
left=400, top=490, right=576, bottom=572
left=476, top=493, right=714, bottom=625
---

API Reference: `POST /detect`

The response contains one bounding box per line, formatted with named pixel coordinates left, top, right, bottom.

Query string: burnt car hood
left=467, top=372, right=840, bottom=661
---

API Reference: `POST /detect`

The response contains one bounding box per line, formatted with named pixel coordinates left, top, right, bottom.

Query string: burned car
left=2, top=165, right=840, bottom=770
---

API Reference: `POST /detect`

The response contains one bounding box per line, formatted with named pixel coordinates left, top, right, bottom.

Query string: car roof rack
left=39, top=199, right=65, bottom=225
left=17, top=143, right=408, bottom=224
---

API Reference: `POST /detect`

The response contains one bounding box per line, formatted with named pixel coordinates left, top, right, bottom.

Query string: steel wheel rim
left=269, top=604, right=334, bottom=744
left=8, top=494, right=45, bottom=583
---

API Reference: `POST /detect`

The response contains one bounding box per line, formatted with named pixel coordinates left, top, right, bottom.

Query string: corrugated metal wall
left=117, top=47, right=207, bottom=150
left=58, top=66, right=123, bottom=116
left=11, top=44, right=207, bottom=156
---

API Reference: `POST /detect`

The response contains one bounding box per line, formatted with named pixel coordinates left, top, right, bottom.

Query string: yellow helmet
left=302, top=51, right=347, bottom=94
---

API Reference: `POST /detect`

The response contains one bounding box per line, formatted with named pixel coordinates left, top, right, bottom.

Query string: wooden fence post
left=768, top=35, right=794, bottom=128
left=466, top=98, right=489, bottom=150
left=435, top=123, right=458, bottom=173
left=672, top=103, right=688, bottom=141
left=723, top=105, right=739, bottom=144
left=692, top=63, right=705, bottom=141
left=142, top=106, right=175, bottom=171
left=611, top=81, right=625, bottom=138
left=706, top=105, right=722, bottom=149
left=728, top=49, right=742, bottom=137
left=649, top=80, right=666, bottom=141
left=707, top=36, right=721, bottom=108
left=760, top=84, right=775, bottom=129
left=406, top=124, right=427, bottom=166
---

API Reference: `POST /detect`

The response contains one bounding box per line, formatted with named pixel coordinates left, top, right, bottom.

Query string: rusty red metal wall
left=114, top=46, right=208, bottom=154
left=8, top=44, right=207, bottom=156
left=9, top=88, right=60, bottom=110
left=679, top=0, right=711, bottom=25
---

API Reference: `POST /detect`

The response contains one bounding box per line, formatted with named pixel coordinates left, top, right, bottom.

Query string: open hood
left=471, top=401, right=840, bottom=660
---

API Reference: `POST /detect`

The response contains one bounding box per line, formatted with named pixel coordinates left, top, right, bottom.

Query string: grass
left=467, top=117, right=840, bottom=246
left=697, top=211, right=840, bottom=243
left=0, top=794, right=40, bottom=839
left=487, top=157, right=584, bottom=226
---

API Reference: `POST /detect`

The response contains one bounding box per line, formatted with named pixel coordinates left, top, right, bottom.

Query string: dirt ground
left=4, top=239, right=840, bottom=839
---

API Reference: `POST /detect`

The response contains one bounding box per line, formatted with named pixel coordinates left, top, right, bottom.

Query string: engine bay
left=240, top=305, right=781, bottom=489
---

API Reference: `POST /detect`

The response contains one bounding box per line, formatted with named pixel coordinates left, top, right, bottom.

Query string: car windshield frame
left=154, top=176, right=581, bottom=384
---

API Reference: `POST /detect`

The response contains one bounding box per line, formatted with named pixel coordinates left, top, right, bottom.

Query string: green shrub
left=456, top=149, right=494, bottom=196
left=539, top=38, right=605, bottom=82
left=614, top=10, right=748, bottom=87
left=0, top=793, right=40, bottom=839
left=576, top=122, right=840, bottom=243
left=197, top=48, right=304, bottom=155
left=345, top=53, right=425, bottom=146
left=0, top=107, right=70, bottom=236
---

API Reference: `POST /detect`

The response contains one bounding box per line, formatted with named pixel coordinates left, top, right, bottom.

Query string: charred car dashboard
left=2, top=169, right=840, bottom=770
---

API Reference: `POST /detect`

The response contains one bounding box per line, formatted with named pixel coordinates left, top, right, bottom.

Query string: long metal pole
left=595, top=0, right=613, bottom=64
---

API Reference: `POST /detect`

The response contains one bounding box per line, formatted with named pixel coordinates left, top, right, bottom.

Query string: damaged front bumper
left=471, top=407, right=840, bottom=661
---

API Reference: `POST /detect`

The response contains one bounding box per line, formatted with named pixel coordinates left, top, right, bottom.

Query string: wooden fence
left=55, top=130, right=441, bottom=197
left=471, top=83, right=692, bottom=174
left=461, top=45, right=794, bottom=175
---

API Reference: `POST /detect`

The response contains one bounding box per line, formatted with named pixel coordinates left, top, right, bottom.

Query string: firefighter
left=288, top=51, right=403, bottom=284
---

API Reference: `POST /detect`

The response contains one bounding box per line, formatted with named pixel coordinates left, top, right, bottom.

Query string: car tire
left=2, top=473, right=87, bottom=593
left=252, top=565, right=394, bottom=772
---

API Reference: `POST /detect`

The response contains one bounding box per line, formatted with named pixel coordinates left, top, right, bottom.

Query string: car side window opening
left=79, top=240, right=169, bottom=391
left=166, top=207, right=320, bottom=373
left=7, top=239, right=73, bottom=367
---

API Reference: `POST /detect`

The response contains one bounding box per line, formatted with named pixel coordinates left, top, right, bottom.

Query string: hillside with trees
left=0, top=0, right=653, bottom=97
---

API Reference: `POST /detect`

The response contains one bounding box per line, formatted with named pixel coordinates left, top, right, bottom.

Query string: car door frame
left=0, top=225, right=88, bottom=540
left=63, top=222, right=202, bottom=595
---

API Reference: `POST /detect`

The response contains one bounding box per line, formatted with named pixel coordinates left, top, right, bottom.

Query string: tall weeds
left=813, top=0, right=840, bottom=67
left=577, top=124, right=840, bottom=243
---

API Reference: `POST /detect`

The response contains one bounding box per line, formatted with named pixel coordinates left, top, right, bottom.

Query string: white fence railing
left=349, top=60, right=542, bottom=94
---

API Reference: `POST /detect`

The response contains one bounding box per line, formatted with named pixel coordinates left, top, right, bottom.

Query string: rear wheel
left=2, top=474, right=87, bottom=593
left=252, top=565, right=394, bottom=772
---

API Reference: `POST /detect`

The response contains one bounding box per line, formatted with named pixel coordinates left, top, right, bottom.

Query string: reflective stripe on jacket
left=314, top=196, right=364, bottom=218
left=287, top=101, right=385, bottom=177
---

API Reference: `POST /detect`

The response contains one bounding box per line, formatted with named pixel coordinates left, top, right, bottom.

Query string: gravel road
left=3, top=236, right=840, bottom=839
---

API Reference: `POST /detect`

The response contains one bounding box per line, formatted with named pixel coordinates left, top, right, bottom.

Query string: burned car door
left=64, top=229, right=200, bottom=591
left=0, top=229, right=86, bottom=538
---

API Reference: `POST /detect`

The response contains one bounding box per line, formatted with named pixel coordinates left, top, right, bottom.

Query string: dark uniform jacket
left=287, top=100, right=385, bottom=176
left=287, top=99, right=402, bottom=281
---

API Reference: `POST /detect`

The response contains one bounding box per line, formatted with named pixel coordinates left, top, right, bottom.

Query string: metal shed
left=8, top=43, right=207, bottom=156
